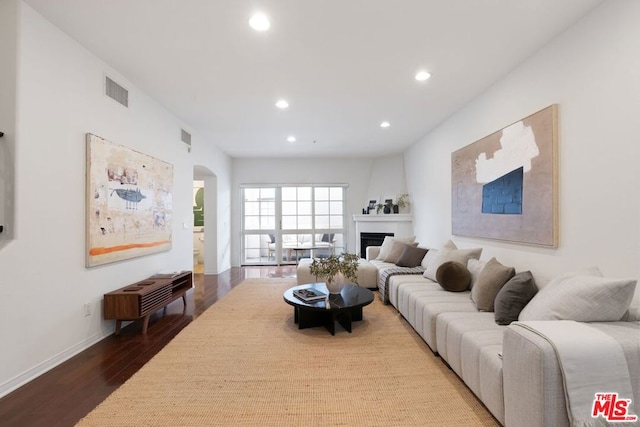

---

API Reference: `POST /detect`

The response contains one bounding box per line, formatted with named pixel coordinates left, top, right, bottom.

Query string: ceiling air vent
left=105, top=76, right=129, bottom=107
left=181, top=129, right=192, bottom=152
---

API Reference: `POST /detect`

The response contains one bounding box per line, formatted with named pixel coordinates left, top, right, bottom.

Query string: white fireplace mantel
left=353, top=214, right=414, bottom=257
left=353, top=214, right=413, bottom=223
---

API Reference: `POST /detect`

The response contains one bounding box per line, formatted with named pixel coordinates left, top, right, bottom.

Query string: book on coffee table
left=293, top=288, right=327, bottom=302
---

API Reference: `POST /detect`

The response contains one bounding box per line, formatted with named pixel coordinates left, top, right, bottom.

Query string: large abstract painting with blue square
left=451, top=105, right=558, bottom=247
left=481, top=167, right=523, bottom=214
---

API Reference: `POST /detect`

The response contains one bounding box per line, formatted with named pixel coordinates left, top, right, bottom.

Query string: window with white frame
left=241, top=185, right=347, bottom=265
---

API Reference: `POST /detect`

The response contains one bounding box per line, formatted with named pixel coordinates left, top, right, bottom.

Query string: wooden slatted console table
left=103, top=271, right=193, bottom=335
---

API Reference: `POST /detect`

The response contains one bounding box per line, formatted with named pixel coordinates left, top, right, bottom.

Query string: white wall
left=232, top=156, right=404, bottom=265
left=405, top=0, right=640, bottom=284
left=365, top=154, right=408, bottom=206
left=0, top=0, right=18, bottom=244
left=0, top=3, right=231, bottom=396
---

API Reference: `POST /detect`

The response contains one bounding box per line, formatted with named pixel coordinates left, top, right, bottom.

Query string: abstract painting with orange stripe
left=86, top=134, right=173, bottom=267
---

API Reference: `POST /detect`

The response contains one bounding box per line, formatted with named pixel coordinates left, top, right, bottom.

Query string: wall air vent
left=181, top=129, right=192, bottom=152
left=105, top=76, right=129, bottom=107
left=181, top=129, right=192, bottom=146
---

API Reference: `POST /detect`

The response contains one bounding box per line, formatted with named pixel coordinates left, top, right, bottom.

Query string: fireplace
left=360, top=232, right=394, bottom=258
left=352, top=214, right=413, bottom=259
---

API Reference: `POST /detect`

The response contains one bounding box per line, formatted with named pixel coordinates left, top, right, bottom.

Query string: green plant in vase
left=396, top=193, right=410, bottom=212
left=309, top=253, right=359, bottom=294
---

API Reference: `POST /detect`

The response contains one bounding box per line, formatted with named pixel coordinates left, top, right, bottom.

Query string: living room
left=1, top=0, right=639, bottom=425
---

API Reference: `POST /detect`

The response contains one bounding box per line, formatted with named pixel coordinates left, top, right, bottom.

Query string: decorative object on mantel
left=396, top=193, right=410, bottom=213
left=364, top=199, right=377, bottom=214
left=451, top=104, right=558, bottom=247
left=309, top=253, right=359, bottom=294
left=383, top=199, right=393, bottom=214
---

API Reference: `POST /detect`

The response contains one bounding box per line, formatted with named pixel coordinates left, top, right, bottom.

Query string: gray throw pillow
left=494, top=271, right=537, bottom=325
left=470, top=257, right=515, bottom=311
left=436, top=261, right=471, bottom=292
left=396, top=246, right=428, bottom=268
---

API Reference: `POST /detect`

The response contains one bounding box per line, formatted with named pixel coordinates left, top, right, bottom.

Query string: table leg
left=142, top=315, right=150, bottom=334
left=297, top=307, right=334, bottom=334
left=336, top=310, right=353, bottom=333
left=325, top=313, right=336, bottom=336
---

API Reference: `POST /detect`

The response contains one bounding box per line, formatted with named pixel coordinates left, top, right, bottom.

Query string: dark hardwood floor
left=0, top=266, right=296, bottom=427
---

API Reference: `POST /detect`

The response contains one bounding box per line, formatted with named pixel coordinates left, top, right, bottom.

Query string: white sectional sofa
left=365, top=240, right=640, bottom=427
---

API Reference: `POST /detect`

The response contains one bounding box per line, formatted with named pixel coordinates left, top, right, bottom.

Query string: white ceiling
left=24, top=0, right=602, bottom=158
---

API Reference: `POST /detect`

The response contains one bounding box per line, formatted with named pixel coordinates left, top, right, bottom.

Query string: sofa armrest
left=366, top=246, right=380, bottom=260
left=502, top=324, right=569, bottom=427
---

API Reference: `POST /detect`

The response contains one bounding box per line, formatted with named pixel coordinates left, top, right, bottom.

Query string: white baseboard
left=0, top=329, right=112, bottom=399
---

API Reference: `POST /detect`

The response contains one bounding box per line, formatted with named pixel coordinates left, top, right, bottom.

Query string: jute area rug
left=78, top=279, right=498, bottom=426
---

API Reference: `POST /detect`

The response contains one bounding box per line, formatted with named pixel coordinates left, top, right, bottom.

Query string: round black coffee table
left=283, top=283, right=374, bottom=335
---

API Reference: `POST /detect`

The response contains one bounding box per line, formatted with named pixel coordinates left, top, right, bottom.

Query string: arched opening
left=193, top=165, right=217, bottom=274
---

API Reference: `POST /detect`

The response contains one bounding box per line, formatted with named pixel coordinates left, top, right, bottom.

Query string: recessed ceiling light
left=249, top=13, right=270, bottom=31
left=380, top=121, right=390, bottom=128
left=287, top=136, right=296, bottom=143
left=275, top=99, right=289, bottom=109
left=415, top=71, right=431, bottom=82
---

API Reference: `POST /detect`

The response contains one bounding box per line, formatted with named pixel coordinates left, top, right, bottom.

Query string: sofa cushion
left=388, top=275, right=436, bottom=308
left=396, top=245, right=428, bottom=268
left=415, top=298, right=478, bottom=353
left=376, top=235, right=416, bottom=260
left=494, top=271, right=537, bottom=325
left=436, top=261, right=471, bottom=292
left=518, top=274, right=637, bottom=322
left=383, top=241, right=418, bottom=264
left=470, top=258, right=515, bottom=312
left=424, top=246, right=482, bottom=281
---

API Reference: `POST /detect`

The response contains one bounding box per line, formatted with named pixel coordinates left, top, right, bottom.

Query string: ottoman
left=296, top=258, right=378, bottom=289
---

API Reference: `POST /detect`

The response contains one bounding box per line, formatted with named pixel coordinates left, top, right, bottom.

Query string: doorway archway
left=194, top=165, right=217, bottom=274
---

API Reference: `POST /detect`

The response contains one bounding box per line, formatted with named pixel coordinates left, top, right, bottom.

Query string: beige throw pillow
left=383, top=241, right=419, bottom=264
left=376, top=236, right=416, bottom=260
left=421, top=240, right=457, bottom=268
left=424, top=246, right=482, bottom=281
left=467, top=259, right=487, bottom=290
left=470, top=257, right=515, bottom=311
